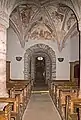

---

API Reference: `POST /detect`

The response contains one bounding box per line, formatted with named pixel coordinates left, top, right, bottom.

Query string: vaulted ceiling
left=0, top=0, right=80, bottom=51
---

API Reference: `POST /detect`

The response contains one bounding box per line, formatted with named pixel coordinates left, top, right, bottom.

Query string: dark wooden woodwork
left=6, top=61, right=11, bottom=83
left=0, top=103, right=12, bottom=120
left=74, top=64, right=80, bottom=88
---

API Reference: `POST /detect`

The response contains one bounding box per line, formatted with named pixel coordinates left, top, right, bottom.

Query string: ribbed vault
left=10, top=0, right=77, bottom=51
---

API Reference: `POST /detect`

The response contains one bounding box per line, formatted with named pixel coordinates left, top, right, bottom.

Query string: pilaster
left=0, top=10, right=9, bottom=97
left=78, top=20, right=81, bottom=97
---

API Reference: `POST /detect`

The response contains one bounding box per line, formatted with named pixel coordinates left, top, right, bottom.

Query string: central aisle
left=22, top=92, right=62, bottom=120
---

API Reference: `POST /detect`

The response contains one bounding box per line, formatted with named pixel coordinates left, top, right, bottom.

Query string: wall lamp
left=58, top=58, right=64, bottom=62
left=16, top=56, right=22, bottom=61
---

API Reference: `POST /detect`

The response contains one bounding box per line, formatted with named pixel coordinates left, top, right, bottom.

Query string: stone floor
left=22, top=92, right=62, bottom=120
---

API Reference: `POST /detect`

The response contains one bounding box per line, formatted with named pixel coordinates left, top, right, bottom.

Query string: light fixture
left=58, top=58, right=64, bottom=62
left=16, top=56, right=22, bottom=61
left=37, top=57, right=43, bottom=60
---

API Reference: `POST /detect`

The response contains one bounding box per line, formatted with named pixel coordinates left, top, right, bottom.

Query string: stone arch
left=24, top=44, right=56, bottom=81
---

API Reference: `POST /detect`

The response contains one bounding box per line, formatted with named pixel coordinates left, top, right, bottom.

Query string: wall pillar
left=79, top=30, right=81, bottom=96
left=78, top=20, right=81, bottom=97
left=0, top=23, right=8, bottom=97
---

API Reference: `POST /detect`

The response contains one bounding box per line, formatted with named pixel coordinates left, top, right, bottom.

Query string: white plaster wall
left=7, top=27, right=24, bottom=79
left=24, top=38, right=70, bottom=80
left=70, top=31, right=79, bottom=61
left=7, top=27, right=71, bottom=80
left=56, top=40, right=70, bottom=80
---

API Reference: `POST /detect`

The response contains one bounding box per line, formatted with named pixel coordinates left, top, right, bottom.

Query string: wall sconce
left=16, top=56, right=22, bottom=61
left=58, top=58, right=64, bottom=62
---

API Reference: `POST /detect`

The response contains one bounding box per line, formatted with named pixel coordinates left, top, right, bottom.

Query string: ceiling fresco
left=9, top=0, right=77, bottom=51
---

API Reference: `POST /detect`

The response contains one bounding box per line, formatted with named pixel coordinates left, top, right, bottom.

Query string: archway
left=24, top=44, right=56, bottom=86
left=31, top=52, right=51, bottom=85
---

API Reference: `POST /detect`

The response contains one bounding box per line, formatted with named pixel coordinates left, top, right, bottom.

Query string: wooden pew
left=64, top=96, right=81, bottom=120
left=58, top=87, right=78, bottom=120
left=6, top=77, right=31, bottom=119
left=0, top=111, right=5, bottom=120
left=7, top=81, right=31, bottom=105
left=0, top=94, right=20, bottom=120
left=50, top=81, right=78, bottom=103
left=50, top=80, right=78, bottom=99
left=7, top=81, right=31, bottom=118
left=6, top=61, right=32, bottom=119
left=0, top=103, right=12, bottom=120
left=50, top=80, right=79, bottom=120
left=49, top=80, right=70, bottom=97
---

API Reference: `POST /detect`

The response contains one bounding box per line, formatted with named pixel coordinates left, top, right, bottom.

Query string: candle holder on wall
left=58, top=58, right=64, bottom=62
left=16, top=56, right=22, bottom=61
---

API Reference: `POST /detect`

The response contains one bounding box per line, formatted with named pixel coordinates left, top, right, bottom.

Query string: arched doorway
left=24, top=44, right=56, bottom=89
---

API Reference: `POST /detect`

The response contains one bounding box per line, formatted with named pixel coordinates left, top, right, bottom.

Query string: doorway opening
left=35, top=57, right=46, bottom=88
left=24, top=44, right=56, bottom=91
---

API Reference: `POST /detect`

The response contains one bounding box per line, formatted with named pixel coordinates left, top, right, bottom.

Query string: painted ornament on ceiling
left=10, top=2, right=77, bottom=51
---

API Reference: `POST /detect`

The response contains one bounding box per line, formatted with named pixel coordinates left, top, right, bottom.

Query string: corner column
left=0, top=23, right=9, bottom=97
left=78, top=20, right=81, bottom=97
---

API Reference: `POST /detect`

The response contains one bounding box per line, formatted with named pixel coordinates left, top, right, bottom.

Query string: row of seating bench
left=0, top=80, right=31, bottom=120
left=49, top=80, right=80, bottom=120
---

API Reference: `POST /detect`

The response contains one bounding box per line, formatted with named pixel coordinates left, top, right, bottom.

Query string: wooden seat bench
left=6, top=81, right=31, bottom=118
left=7, top=82, right=31, bottom=109
left=6, top=61, right=32, bottom=119
left=0, top=94, right=20, bottom=120
left=49, top=81, right=79, bottom=120
left=62, top=97, right=81, bottom=120
left=0, top=103, right=12, bottom=120
left=58, top=87, right=78, bottom=120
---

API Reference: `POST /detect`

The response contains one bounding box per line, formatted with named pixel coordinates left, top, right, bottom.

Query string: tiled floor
left=22, top=92, right=62, bottom=120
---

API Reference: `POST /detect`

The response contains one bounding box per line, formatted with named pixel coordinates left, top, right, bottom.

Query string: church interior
left=0, top=0, right=81, bottom=120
